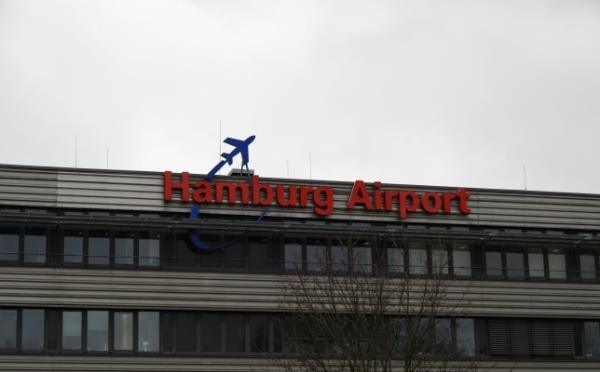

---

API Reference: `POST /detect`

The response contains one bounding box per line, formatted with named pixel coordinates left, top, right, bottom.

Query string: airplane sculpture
left=206, top=135, right=255, bottom=181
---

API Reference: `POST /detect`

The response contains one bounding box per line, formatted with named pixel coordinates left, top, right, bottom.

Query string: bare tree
left=277, top=234, right=479, bottom=372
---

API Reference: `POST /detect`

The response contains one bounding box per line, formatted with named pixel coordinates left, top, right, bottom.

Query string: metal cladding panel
left=1, top=164, right=600, bottom=229
left=3, top=267, right=600, bottom=319
left=0, top=357, right=597, bottom=372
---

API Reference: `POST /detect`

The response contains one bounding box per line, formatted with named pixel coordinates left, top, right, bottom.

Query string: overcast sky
left=1, top=0, right=599, bottom=192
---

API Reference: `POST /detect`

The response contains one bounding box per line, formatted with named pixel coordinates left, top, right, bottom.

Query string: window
left=115, top=238, right=134, bottom=265
left=409, top=242, right=428, bottom=275
left=306, top=239, right=326, bottom=272
left=87, top=310, right=109, bottom=351
left=173, top=236, right=197, bottom=268
left=330, top=243, right=348, bottom=272
left=352, top=240, right=372, bottom=273
left=63, top=234, right=83, bottom=264
left=486, top=251, right=502, bottom=277
left=283, top=238, right=302, bottom=271
left=456, top=318, right=475, bottom=356
left=24, top=234, right=46, bottom=264
left=201, top=313, right=221, bottom=352
left=88, top=236, right=109, bottom=265
left=528, top=249, right=545, bottom=278
left=139, top=238, right=160, bottom=267
left=248, top=236, right=271, bottom=270
left=506, top=250, right=525, bottom=279
left=0, top=309, right=17, bottom=349
left=435, top=318, right=452, bottom=352
left=584, top=321, right=600, bottom=358
left=62, top=311, right=82, bottom=350
left=0, top=233, right=19, bottom=261
left=222, top=235, right=244, bottom=269
left=176, top=312, right=197, bottom=352
left=452, top=243, right=471, bottom=277
left=580, top=253, right=596, bottom=280
left=114, top=312, right=134, bottom=351
left=431, top=246, right=449, bottom=275
left=386, top=241, right=404, bottom=274
left=548, top=248, right=566, bottom=279
left=22, top=309, right=44, bottom=351
left=249, top=314, right=269, bottom=352
left=138, top=312, right=159, bottom=352
left=224, top=314, right=245, bottom=353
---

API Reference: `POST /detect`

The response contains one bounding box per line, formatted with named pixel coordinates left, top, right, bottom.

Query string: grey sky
left=1, top=0, right=599, bottom=192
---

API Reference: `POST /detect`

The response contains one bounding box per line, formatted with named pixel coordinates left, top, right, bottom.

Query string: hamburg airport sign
left=163, top=135, right=471, bottom=251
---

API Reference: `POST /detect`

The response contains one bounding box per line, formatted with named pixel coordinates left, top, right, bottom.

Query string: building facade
left=1, top=164, right=600, bottom=371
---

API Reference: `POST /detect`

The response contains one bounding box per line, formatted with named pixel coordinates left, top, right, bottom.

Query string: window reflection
left=456, top=318, right=476, bottom=356
left=284, top=239, right=302, bottom=271
left=386, top=241, right=404, bottom=274
left=22, top=309, right=44, bottom=351
left=352, top=240, right=372, bottom=274
left=62, top=311, right=82, bottom=350
left=138, top=312, right=159, bottom=352
left=306, top=239, right=326, bottom=272
left=528, top=249, right=545, bottom=279
left=580, top=253, right=596, bottom=280
left=506, top=251, right=525, bottom=279
left=330, top=243, right=348, bottom=272
left=139, top=238, right=160, bottom=267
left=114, top=312, right=133, bottom=351
left=0, top=309, right=17, bottom=349
left=115, top=238, right=134, bottom=265
left=87, top=311, right=108, bottom=351
left=64, top=235, right=83, bottom=264
left=24, top=234, right=46, bottom=264
left=548, top=248, right=566, bottom=279
left=452, top=243, right=471, bottom=277
left=88, top=236, right=109, bottom=265
left=409, top=242, right=428, bottom=275
left=486, top=251, right=502, bottom=277
left=0, top=234, right=19, bottom=262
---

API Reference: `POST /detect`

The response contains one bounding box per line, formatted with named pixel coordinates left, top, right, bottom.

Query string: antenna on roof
left=522, top=163, right=528, bottom=190
left=74, top=134, right=78, bottom=168
left=218, top=120, right=222, bottom=176
left=308, top=152, right=312, bottom=180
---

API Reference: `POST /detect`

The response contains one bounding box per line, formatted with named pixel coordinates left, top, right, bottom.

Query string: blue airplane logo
left=206, top=135, right=256, bottom=180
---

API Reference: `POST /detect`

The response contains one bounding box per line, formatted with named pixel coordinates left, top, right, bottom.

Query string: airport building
left=2, top=163, right=600, bottom=371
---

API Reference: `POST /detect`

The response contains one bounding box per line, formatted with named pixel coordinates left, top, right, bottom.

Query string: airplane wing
left=223, top=137, right=244, bottom=147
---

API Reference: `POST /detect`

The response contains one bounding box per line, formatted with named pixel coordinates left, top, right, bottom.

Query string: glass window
left=330, top=243, right=348, bottom=272
left=139, top=238, right=160, bottom=267
left=284, top=239, right=302, bottom=271
left=352, top=240, right=372, bottom=273
left=580, top=254, right=596, bottom=280
left=224, top=314, right=245, bottom=353
left=114, top=312, right=134, bottom=351
left=386, top=242, right=404, bottom=274
left=62, top=311, right=82, bottom=350
left=176, top=312, right=197, bottom=352
left=64, top=235, right=83, bottom=264
left=409, top=242, right=428, bottom=275
left=431, top=246, right=449, bottom=275
left=201, top=313, right=221, bottom=352
left=486, top=251, right=503, bottom=277
left=88, top=237, right=109, bottom=265
left=115, top=238, right=134, bottom=265
left=435, top=318, right=452, bottom=351
left=452, top=243, right=471, bottom=277
left=584, top=321, right=600, bottom=358
left=0, top=234, right=19, bottom=261
left=506, top=251, right=525, bottom=279
left=24, top=234, right=46, bottom=264
left=87, top=310, right=109, bottom=351
left=306, top=239, right=326, bottom=272
left=0, top=309, right=17, bottom=349
left=174, top=236, right=198, bottom=268
left=249, top=314, right=269, bottom=352
left=138, top=312, right=159, bottom=352
left=528, top=249, right=545, bottom=278
left=456, top=318, right=476, bottom=356
left=548, top=248, right=567, bottom=279
left=222, top=235, right=244, bottom=269
left=248, top=236, right=271, bottom=270
left=22, top=309, right=44, bottom=351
